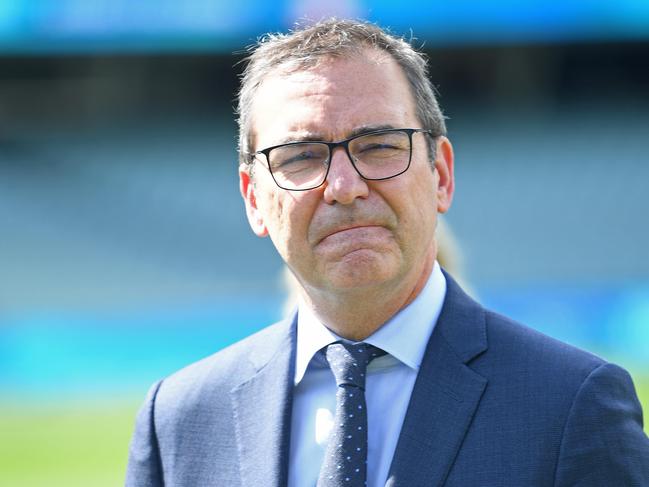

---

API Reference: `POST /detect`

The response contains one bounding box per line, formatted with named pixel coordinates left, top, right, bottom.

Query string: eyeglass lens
left=267, top=130, right=412, bottom=190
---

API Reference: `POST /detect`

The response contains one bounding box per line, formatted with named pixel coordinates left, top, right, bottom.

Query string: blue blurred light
left=1, top=0, right=648, bottom=53
left=1, top=285, right=647, bottom=401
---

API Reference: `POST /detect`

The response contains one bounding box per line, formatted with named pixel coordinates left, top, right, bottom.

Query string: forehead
left=250, top=50, right=418, bottom=147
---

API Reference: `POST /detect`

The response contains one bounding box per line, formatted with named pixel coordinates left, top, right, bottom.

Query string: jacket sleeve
left=125, top=380, right=164, bottom=487
left=554, top=363, right=649, bottom=486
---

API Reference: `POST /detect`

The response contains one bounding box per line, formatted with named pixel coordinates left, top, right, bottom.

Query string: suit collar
left=386, top=271, right=488, bottom=487
left=294, top=261, right=447, bottom=383
left=231, top=314, right=297, bottom=487
left=436, top=269, right=488, bottom=364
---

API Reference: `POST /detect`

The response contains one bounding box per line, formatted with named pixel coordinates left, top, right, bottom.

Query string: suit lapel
left=231, top=316, right=297, bottom=487
left=386, top=274, right=488, bottom=487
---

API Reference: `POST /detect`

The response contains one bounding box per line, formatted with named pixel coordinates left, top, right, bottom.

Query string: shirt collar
left=294, top=261, right=447, bottom=385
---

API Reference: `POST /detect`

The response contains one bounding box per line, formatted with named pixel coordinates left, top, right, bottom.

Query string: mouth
left=325, top=224, right=380, bottom=237
left=316, top=224, right=389, bottom=247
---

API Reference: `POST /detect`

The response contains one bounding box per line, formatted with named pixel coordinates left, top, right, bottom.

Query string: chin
left=324, top=251, right=399, bottom=290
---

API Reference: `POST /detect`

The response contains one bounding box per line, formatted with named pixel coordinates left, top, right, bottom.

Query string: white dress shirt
left=288, top=262, right=447, bottom=487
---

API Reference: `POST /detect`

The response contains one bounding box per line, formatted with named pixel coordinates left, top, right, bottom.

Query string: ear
left=239, top=164, right=269, bottom=237
left=434, top=136, right=455, bottom=214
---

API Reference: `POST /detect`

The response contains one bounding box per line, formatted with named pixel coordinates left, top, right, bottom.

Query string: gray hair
left=236, top=18, right=447, bottom=167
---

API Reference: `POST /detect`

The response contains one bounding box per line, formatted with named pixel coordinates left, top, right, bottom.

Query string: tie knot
left=324, top=342, right=386, bottom=389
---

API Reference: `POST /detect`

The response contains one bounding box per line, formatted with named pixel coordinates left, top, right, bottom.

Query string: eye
left=269, top=143, right=328, bottom=173
left=357, top=142, right=401, bottom=153
left=280, top=149, right=320, bottom=166
left=353, top=132, right=410, bottom=157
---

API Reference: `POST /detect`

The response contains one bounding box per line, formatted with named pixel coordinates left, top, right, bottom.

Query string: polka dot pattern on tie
left=316, top=342, right=386, bottom=487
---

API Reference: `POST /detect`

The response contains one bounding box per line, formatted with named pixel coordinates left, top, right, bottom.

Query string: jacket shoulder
left=153, top=317, right=294, bottom=413
left=481, top=308, right=605, bottom=378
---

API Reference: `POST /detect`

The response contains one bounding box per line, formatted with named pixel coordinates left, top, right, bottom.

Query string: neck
left=299, top=254, right=436, bottom=341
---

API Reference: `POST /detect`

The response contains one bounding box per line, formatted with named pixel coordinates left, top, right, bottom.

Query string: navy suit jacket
left=126, top=274, right=649, bottom=486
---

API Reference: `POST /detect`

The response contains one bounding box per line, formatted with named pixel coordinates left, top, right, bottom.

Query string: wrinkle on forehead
left=272, top=124, right=400, bottom=145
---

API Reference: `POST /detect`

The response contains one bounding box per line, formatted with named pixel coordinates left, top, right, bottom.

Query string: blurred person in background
left=126, top=19, right=649, bottom=487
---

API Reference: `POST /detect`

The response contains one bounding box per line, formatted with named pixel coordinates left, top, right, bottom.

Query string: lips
left=327, top=223, right=382, bottom=237
left=314, top=222, right=387, bottom=245
left=314, top=225, right=394, bottom=254
left=309, top=203, right=397, bottom=247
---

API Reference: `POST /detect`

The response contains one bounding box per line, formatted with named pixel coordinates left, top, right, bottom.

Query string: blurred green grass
left=0, top=399, right=140, bottom=487
left=1, top=376, right=647, bottom=487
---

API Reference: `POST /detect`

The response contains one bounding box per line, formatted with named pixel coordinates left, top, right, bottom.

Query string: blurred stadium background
left=1, top=1, right=648, bottom=485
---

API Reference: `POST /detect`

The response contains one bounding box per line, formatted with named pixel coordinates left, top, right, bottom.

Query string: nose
left=322, top=147, right=369, bottom=205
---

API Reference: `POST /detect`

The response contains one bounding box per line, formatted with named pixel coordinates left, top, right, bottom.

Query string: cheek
left=273, top=192, right=285, bottom=222
left=403, top=171, right=438, bottom=235
left=254, top=177, right=282, bottom=220
left=414, top=166, right=438, bottom=208
left=260, top=189, right=304, bottom=241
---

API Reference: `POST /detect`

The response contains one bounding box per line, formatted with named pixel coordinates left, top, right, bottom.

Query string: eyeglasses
left=251, top=128, right=435, bottom=191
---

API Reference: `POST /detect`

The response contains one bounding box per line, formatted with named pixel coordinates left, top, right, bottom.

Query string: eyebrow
left=274, top=124, right=398, bottom=145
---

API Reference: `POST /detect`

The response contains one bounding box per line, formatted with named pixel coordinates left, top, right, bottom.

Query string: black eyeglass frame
left=250, top=128, right=437, bottom=191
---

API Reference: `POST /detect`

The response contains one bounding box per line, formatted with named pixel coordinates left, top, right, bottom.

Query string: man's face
left=240, top=50, right=454, bottom=299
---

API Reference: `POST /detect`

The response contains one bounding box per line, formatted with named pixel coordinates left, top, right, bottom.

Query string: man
left=126, top=19, right=649, bottom=486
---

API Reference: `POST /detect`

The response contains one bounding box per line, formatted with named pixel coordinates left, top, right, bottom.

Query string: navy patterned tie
left=317, top=342, right=386, bottom=487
